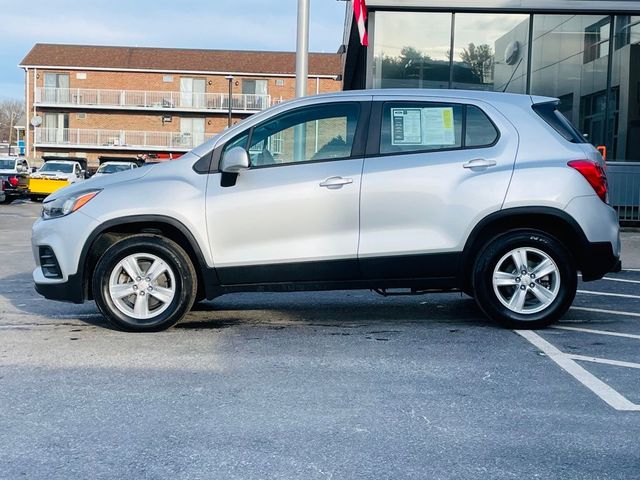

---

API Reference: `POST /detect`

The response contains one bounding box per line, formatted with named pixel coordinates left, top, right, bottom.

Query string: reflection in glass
left=611, top=15, right=640, bottom=161
left=452, top=14, right=529, bottom=93
left=372, top=12, right=452, bottom=89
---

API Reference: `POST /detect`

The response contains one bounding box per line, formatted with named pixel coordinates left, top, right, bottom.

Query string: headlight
left=42, top=190, right=101, bottom=220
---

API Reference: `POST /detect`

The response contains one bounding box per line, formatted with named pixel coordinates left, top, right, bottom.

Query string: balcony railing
left=35, top=127, right=208, bottom=151
left=35, top=87, right=272, bottom=112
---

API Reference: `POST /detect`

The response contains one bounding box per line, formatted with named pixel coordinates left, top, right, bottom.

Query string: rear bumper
left=579, top=241, right=621, bottom=281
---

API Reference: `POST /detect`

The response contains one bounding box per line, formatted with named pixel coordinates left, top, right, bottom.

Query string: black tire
left=92, top=234, right=197, bottom=332
left=472, top=230, right=577, bottom=329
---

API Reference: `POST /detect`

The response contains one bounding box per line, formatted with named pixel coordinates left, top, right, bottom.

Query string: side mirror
left=220, top=147, right=250, bottom=173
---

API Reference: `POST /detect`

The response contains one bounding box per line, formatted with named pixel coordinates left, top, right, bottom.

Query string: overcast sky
left=0, top=0, right=348, bottom=101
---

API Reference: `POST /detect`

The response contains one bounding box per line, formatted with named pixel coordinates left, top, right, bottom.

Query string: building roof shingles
left=20, top=43, right=342, bottom=77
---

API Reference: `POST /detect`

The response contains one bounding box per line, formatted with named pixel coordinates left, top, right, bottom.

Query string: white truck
left=29, top=157, right=87, bottom=201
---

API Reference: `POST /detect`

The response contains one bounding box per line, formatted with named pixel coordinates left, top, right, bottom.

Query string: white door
left=43, top=113, right=69, bottom=144
left=180, top=118, right=205, bottom=147
left=359, top=98, right=518, bottom=279
left=180, top=77, right=206, bottom=108
left=43, top=73, right=69, bottom=103
left=205, top=101, right=364, bottom=284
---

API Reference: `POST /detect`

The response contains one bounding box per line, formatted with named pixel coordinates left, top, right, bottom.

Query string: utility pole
left=295, top=0, right=309, bottom=98
left=7, top=112, right=16, bottom=156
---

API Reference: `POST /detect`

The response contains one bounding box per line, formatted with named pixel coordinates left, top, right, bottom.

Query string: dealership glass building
left=342, top=1, right=640, bottom=162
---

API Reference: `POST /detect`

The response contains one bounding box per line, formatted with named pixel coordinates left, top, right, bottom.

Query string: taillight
left=568, top=160, right=608, bottom=203
left=8, top=176, right=19, bottom=187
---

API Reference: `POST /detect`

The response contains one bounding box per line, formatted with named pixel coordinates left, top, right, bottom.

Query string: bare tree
left=0, top=99, right=25, bottom=151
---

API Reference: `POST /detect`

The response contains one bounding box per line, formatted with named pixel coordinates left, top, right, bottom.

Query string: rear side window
left=379, top=102, right=499, bottom=155
left=380, top=103, right=463, bottom=155
left=532, top=102, right=587, bottom=143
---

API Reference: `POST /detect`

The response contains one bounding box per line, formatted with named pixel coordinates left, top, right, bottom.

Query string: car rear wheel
left=92, top=234, right=197, bottom=332
left=472, top=230, right=576, bottom=329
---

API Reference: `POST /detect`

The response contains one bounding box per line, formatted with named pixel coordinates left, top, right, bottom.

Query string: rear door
left=359, top=96, right=519, bottom=279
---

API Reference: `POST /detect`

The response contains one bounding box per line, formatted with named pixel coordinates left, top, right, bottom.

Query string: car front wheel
left=472, top=230, right=577, bottom=329
left=92, top=234, right=197, bottom=332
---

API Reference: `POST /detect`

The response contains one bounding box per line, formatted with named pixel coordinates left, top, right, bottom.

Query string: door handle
left=319, top=176, right=353, bottom=189
left=463, top=158, right=497, bottom=169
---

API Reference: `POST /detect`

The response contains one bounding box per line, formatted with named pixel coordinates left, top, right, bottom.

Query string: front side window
left=247, top=103, right=360, bottom=167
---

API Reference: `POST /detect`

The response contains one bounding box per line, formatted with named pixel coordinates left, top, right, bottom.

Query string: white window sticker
left=391, top=108, right=422, bottom=145
left=423, top=107, right=455, bottom=145
left=391, top=106, right=456, bottom=147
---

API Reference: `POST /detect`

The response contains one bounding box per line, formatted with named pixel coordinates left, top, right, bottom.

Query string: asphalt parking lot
left=1, top=201, right=639, bottom=480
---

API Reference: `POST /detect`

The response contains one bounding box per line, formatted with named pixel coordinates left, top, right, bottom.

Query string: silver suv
left=32, top=90, right=621, bottom=332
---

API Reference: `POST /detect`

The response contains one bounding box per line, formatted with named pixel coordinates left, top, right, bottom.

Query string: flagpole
left=295, top=0, right=309, bottom=98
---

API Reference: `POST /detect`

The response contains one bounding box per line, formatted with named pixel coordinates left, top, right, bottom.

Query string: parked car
left=29, top=157, right=87, bottom=201
left=0, top=177, right=5, bottom=203
left=93, top=161, right=139, bottom=178
left=32, top=90, right=620, bottom=332
left=0, top=156, right=30, bottom=203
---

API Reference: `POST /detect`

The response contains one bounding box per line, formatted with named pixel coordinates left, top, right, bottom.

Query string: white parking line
left=578, top=289, right=640, bottom=300
left=554, top=326, right=640, bottom=340
left=570, top=306, right=640, bottom=318
left=600, top=277, right=640, bottom=284
left=515, top=330, right=640, bottom=411
left=567, top=354, right=640, bottom=370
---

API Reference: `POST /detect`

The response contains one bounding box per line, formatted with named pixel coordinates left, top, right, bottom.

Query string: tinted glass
left=248, top=103, right=360, bottom=167
left=452, top=13, right=529, bottom=93
left=0, top=159, right=15, bottom=169
left=372, top=12, right=452, bottom=89
left=380, top=103, right=463, bottom=154
left=533, top=102, right=588, bottom=144
left=465, top=106, right=499, bottom=147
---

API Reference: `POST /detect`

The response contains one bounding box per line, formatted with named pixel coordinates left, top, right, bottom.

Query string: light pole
left=225, top=75, right=234, bottom=128
left=295, top=0, right=310, bottom=98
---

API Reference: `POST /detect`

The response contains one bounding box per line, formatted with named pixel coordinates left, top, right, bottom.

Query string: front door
left=359, top=98, right=518, bottom=279
left=206, top=101, right=366, bottom=285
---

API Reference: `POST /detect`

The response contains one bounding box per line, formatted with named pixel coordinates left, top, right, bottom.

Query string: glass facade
left=370, top=11, right=640, bottom=162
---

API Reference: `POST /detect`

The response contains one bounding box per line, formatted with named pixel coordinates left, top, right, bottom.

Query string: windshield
left=97, top=163, right=133, bottom=174
left=0, top=159, right=16, bottom=170
left=39, top=162, right=74, bottom=173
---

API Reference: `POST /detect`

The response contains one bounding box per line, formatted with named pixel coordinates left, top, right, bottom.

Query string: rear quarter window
left=465, top=106, right=499, bottom=147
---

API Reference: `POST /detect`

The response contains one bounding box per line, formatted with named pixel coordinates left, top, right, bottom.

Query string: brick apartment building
left=20, top=44, right=342, bottom=166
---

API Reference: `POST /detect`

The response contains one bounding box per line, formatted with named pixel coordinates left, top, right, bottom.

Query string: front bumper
left=34, top=272, right=85, bottom=303
left=32, top=211, right=99, bottom=304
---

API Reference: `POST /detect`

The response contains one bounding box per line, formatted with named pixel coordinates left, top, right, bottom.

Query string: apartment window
left=43, top=113, right=69, bottom=143
left=584, top=18, right=611, bottom=63
left=76, top=113, right=86, bottom=120
left=180, top=77, right=206, bottom=108
left=163, top=75, right=174, bottom=83
left=43, top=73, right=70, bottom=103
left=76, top=72, right=87, bottom=80
left=275, top=79, right=285, bottom=86
left=180, top=118, right=205, bottom=147
left=242, top=79, right=268, bottom=96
